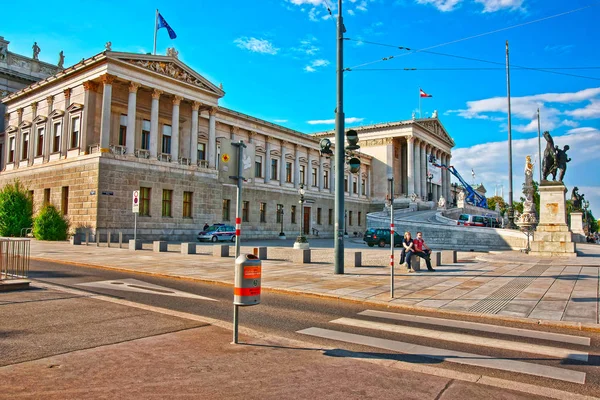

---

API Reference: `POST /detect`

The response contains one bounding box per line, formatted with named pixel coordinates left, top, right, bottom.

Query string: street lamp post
left=293, top=184, right=309, bottom=250
left=278, top=204, right=285, bottom=240
left=427, top=172, right=433, bottom=202
left=584, top=200, right=590, bottom=234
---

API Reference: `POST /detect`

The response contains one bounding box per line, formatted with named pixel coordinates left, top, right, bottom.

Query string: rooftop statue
left=32, top=42, right=40, bottom=60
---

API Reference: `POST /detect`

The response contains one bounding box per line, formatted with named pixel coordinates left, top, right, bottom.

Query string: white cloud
left=448, top=87, right=600, bottom=133
left=287, top=0, right=327, bottom=5
left=474, top=0, right=524, bottom=13
left=304, top=66, right=316, bottom=72
left=304, top=59, right=330, bottom=72
left=415, top=0, right=462, bottom=12
left=544, top=44, right=574, bottom=54
left=234, top=37, right=279, bottom=55
left=347, top=9, right=356, bottom=15
left=307, top=117, right=365, bottom=124
left=293, top=37, right=320, bottom=56
left=451, top=127, right=600, bottom=214
left=356, top=1, right=369, bottom=11
left=273, top=119, right=289, bottom=123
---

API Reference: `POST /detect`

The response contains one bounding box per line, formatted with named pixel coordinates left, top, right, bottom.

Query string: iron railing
left=0, top=238, right=30, bottom=280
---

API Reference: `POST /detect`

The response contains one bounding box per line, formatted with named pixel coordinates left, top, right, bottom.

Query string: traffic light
left=348, top=157, right=360, bottom=173
left=345, top=129, right=360, bottom=151
left=319, top=138, right=333, bottom=157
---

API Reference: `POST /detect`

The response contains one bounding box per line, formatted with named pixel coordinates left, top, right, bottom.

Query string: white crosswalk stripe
left=297, top=310, right=591, bottom=385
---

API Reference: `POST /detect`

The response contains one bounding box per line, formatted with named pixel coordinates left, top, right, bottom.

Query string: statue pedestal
left=570, top=212, right=586, bottom=243
left=529, top=183, right=576, bottom=257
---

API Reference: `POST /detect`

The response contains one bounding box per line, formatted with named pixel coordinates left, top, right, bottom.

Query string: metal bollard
left=119, top=232, right=123, bottom=249
left=96, top=231, right=100, bottom=247
left=107, top=232, right=111, bottom=248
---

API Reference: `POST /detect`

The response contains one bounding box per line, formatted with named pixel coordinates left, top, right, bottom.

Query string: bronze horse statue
left=541, top=131, right=557, bottom=181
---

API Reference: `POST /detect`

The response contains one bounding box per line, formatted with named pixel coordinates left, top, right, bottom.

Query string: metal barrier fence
left=0, top=238, right=30, bottom=280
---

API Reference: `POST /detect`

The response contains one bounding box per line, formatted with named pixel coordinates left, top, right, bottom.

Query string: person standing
left=414, top=232, right=435, bottom=272
left=203, top=223, right=210, bottom=231
left=402, top=232, right=415, bottom=273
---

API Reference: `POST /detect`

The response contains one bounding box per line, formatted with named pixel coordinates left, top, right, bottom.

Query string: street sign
left=218, top=138, right=255, bottom=183
left=132, top=190, right=140, bottom=213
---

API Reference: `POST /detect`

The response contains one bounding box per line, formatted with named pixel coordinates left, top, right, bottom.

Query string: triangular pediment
left=19, top=121, right=32, bottom=129
left=33, top=115, right=47, bottom=124
left=108, top=52, right=225, bottom=98
left=50, top=109, right=65, bottom=119
left=414, top=119, right=455, bottom=147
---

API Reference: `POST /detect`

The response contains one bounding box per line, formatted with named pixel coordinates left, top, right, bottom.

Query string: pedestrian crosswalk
left=297, top=310, right=591, bottom=385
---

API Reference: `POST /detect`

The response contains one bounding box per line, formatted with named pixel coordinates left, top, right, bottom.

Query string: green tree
left=487, top=196, right=507, bottom=214
left=33, top=204, right=70, bottom=241
left=0, top=180, right=33, bottom=237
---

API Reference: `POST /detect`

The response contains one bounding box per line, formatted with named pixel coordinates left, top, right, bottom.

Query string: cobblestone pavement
left=26, top=239, right=600, bottom=330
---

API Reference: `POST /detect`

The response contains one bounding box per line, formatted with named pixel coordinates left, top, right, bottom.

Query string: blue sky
left=3, top=0, right=600, bottom=214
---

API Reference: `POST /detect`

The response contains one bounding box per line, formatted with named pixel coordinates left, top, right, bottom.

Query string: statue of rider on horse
left=541, top=131, right=571, bottom=182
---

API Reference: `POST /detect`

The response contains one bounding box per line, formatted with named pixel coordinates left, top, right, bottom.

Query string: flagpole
left=537, top=108, right=542, bottom=183
left=419, top=91, right=421, bottom=119
left=153, top=9, right=158, bottom=55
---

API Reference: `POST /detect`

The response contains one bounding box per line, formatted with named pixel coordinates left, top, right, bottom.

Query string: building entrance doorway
left=303, top=207, right=310, bottom=235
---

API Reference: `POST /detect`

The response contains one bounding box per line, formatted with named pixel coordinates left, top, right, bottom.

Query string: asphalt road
left=23, top=259, right=600, bottom=398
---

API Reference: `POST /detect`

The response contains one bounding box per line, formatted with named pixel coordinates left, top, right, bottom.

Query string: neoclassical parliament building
left=0, top=38, right=455, bottom=240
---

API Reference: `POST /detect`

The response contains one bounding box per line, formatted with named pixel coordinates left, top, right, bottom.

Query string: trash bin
left=234, top=254, right=261, bottom=306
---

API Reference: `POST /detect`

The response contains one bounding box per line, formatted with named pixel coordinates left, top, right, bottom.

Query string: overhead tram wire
left=351, top=67, right=600, bottom=71
left=343, top=2, right=600, bottom=71
left=343, top=39, right=600, bottom=81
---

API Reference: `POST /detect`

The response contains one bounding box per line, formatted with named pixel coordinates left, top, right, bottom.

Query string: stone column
left=15, top=108, right=23, bottom=167
left=329, top=164, right=334, bottom=194
left=358, top=169, right=363, bottom=197
left=208, top=107, right=217, bottom=168
left=318, top=155, right=324, bottom=191
left=440, top=153, right=447, bottom=203
left=434, top=150, right=441, bottom=201
left=420, top=142, right=427, bottom=200
left=171, top=96, right=182, bottom=162
left=279, top=140, right=286, bottom=186
left=61, top=89, right=71, bottom=155
left=44, top=96, right=53, bottom=161
left=307, top=151, right=314, bottom=190
left=294, top=145, right=300, bottom=188
left=414, top=139, right=421, bottom=198
left=149, top=89, right=162, bottom=158
left=407, top=136, right=414, bottom=196
left=265, top=141, right=272, bottom=181
left=125, top=82, right=140, bottom=155
left=367, top=167, right=371, bottom=197
left=29, top=102, right=37, bottom=164
left=99, top=74, right=115, bottom=152
left=190, top=101, right=200, bottom=164
left=81, top=81, right=98, bottom=155
left=394, top=140, right=402, bottom=195
left=348, top=171, right=353, bottom=196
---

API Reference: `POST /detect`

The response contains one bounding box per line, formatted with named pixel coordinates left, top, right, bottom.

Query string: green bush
left=33, top=204, right=70, bottom=241
left=0, top=180, right=33, bottom=237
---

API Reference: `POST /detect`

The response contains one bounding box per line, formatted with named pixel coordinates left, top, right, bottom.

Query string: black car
left=364, top=228, right=402, bottom=247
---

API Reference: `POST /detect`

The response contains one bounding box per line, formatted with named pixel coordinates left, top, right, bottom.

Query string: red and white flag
left=420, top=88, right=432, bottom=98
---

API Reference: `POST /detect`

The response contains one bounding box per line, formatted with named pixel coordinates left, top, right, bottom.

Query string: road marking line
left=77, top=279, right=218, bottom=301
left=297, top=327, right=586, bottom=384
left=332, top=317, right=588, bottom=362
left=359, top=310, right=591, bottom=346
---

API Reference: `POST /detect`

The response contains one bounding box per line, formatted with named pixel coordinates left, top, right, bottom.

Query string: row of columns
left=404, top=136, right=452, bottom=202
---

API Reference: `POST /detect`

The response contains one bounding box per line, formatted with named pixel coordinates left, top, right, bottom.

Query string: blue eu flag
left=157, top=13, right=177, bottom=39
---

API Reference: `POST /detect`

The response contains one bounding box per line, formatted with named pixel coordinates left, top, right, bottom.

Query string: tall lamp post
left=293, top=184, right=309, bottom=249
left=278, top=204, right=285, bottom=240
left=584, top=200, right=590, bottom=234
left=427, top=172, right=433, bottom=202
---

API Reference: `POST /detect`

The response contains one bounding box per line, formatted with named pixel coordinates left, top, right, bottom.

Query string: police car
left=197, top=223, right=237, bottom=242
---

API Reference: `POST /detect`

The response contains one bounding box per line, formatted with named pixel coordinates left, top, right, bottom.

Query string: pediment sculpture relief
left=128, top=59, right=212, bottom=91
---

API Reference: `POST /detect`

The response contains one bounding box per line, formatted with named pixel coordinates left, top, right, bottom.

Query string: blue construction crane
left=432, top=161, right=488, bottom=209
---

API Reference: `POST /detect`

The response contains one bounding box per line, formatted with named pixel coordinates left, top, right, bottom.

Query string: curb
left=31, top=256, right=600, bottom=334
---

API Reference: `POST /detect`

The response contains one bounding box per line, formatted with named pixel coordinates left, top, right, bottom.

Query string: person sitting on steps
left=413, top=231, right=435, bottom=272
left=401, top=232, right=415, bottom=273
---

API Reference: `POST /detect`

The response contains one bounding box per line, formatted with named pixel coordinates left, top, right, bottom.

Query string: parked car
left=364, top=228, right=402, bottom=247
left=198, top=224, right=236, bottom=242
left=457, top=214, right=500, bottom=228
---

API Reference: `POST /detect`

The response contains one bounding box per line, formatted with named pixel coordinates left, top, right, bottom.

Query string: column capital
left=100, top=74, right=116, bottom=85
left=192, top=101, right=202, bottom=111
left=46, top=95, right=54, bottom=105
left=230, top=125, right=239, bottom=135
left=129, top=81, right=141, bottom=93
left=208, top=106, right=218, bottom=116
left=406, top=135, right=414, bottom=143
left=83, top=81, right=99, bottom=92
left=173, top=95, right=183, bottom=106
left=17, top=108, right=23, bottom=117
left=63, top=88, right=72, bottom=99
left=31, top=101, right=38, bottom=113
left=152, top=89, right=163, bottom=99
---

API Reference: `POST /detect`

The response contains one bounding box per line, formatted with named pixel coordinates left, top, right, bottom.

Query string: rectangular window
left=260, top=202, right=266, bottom=223
left=344, top=177, right=349, bottom=192
left=197, top=143, right=206, bottom=161
left=254, top=155, right=263, bottom=178
left=21, top=132, right=29, bottom=160
left=140, top=187, right=151, bottom=216
left=353, top=180, right=358, bottom=194
left=291, top=205, right=297, bottom=224
left=119, top=114, right=127, bottom=146
left=358, top=211, right=362, bottom=226
left=312, top=168, right=317, bottom=187
left=361, top=179, right=366, bottom=195
left=324, top=170, right=329, bottom=189
left=300, top=165, right=306, bottom=185
left=70, top=116, right=80, bottom=149
left=161, top=125, right=172, bottom=154
left=271, top=159, right=278, bottom=180
left=36, top=127, right=44, bottom=157
left=61, top=186, right=69, bottom=215
left=317, top=208, right=322, bottom=225
left=52, top=122, right=61, bottom=153
left=8, top=137, right=15, bottom=163
left=222, top=199, right=230, bottom=221
left=28, top=190, right=34, bottom=200
left=242, top=201, right=249, bottom=222
left=183, top=191, right=193, bottom=218
left=276, top=204, right=283, bottom=223
left=141, top=120, right=151, bottom=150
left=349, top=211, right=353, bottom=226
left=162, top=190, right=172, bottom=217
left=43, top=188, right=50, bottom=205
left=286, top=162, right=292, bottom=182
left=329, top=209, right=334, bottom=225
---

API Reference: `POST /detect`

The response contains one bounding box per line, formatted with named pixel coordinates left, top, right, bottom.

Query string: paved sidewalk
left=28, top=239, right=600, bottom=330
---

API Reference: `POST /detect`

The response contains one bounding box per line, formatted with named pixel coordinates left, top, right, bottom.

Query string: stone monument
left=529, top=132, right=576, bottom=257
left=569, top=187, right=586, bottom=242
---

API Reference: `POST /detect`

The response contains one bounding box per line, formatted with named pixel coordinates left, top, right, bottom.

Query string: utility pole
left=334, top=0, right=345, bottom=274
left=537, top=108, right=542, bottom=183
left=506, top=40, right=516, bottom=229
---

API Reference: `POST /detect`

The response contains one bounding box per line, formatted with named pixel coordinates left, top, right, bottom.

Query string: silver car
left=198, top=224, right=236, bottom=242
